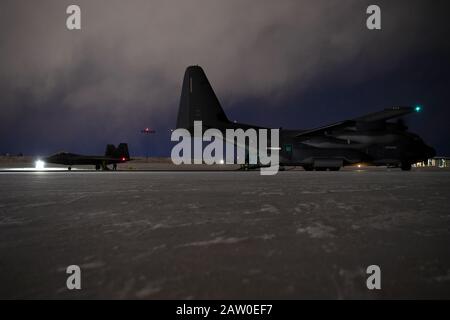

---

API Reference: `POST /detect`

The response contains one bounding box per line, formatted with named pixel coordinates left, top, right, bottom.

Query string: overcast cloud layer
left=0, top=0, right=449, bottom=155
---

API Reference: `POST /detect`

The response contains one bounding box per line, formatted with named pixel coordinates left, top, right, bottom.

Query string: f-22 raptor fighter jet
left=176, top=66, right=435, bottom=171
left=43, top=143, right=130, bottom=171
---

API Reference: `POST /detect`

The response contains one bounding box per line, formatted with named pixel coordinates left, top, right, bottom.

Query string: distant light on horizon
left=35, top=160, right=45, bottom=170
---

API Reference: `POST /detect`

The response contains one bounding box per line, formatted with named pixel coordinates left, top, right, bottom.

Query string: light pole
left=141, top=127, right=156, bottom=162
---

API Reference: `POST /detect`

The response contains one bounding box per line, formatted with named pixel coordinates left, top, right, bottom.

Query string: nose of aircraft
left=42, top=155, right=55, bottom=163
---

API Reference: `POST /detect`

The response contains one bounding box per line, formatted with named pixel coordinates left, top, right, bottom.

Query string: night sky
left=1, top=0, right=449, bottom=157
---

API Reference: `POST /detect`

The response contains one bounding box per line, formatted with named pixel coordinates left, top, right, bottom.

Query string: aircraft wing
left=295, top=106, right=418, bottom=138
left=70, top=156, right=129, bottom=163
left=294, top=120, right=354, bottom=138
left=98, top=156, right=130, bottom=162
left=353, top=106, right=418, bottom=122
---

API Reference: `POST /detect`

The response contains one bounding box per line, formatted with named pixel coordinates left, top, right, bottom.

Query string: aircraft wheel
left=68, top=167, right=72, bottom=171
left=401, top=162, right=412, bottom=171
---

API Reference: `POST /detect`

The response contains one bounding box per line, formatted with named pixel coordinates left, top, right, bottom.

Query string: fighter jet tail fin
left=176, top=65, right=230, bottom=131
left=116, top=143, right=130, bottom=160
left=105, top=143, right=130, bottom=159
left=105, top=144, right=116, bottom=157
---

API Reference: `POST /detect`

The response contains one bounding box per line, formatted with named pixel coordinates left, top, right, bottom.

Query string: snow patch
left=297, top=223, right=336, bottom=238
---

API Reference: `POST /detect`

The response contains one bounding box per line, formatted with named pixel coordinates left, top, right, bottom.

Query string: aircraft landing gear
left=113, top=163, right=117, bottom=171
left=68, top=166, right=72, bottom=171
left=95, top=164, right=100, bottom=171
left=101, top=161, right=109, bottom=171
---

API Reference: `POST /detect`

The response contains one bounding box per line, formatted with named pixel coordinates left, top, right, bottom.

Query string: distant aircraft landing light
left=35, top=160, right=45, bottom=170
left=415, top=105, right=422, bottom=112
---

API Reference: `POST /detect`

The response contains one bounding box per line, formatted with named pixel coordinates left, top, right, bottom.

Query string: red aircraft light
left=141, top=128, right=155, bottom=134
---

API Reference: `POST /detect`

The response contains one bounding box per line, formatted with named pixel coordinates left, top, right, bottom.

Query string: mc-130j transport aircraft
left=176, top=66, right=435, bottom=171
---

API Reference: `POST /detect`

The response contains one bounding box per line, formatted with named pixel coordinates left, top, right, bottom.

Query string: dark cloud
left=0, top=0, right=449, bottom=155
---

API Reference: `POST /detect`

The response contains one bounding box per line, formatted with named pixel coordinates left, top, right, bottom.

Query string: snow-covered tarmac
left=0, top=170, right=449, bottom=299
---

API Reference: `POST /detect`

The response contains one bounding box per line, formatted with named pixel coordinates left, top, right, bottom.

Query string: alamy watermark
left=366, top=265, right=381, bottom=290
left=171, top=121, right=280, bottom=175
left=66, top=265, right=81, bottom=290
left=65, top=4, right=381, bottom=31
left=66, top=5, right=81, bottom=30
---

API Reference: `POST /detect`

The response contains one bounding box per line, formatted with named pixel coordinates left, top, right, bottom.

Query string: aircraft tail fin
left=176, top=65, right=230, bottom=131
left=115, top=143, right=130, bottom=160
left=105, top=144, right=116, bottom=157
left=105, top=143, right=130, bottom=159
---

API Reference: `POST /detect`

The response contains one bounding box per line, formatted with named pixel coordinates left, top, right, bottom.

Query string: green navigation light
left=415, top=105, right=422, bottom=112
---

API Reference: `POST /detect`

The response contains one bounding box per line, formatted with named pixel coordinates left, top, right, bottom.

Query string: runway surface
left=1, top=170, right=450, bottom=299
